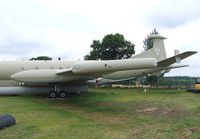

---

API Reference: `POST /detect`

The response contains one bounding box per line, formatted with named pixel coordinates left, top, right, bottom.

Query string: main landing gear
left=47, top=84, right=86, bottom=98
left=48, top=84, right=68, bottom=98
left=48, top=90, right=68, bottom=98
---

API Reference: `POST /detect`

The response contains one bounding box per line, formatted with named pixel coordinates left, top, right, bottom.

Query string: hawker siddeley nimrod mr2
left=0, top=34, right=197, bottom=98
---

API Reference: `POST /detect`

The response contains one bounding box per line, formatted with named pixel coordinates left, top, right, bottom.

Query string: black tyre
left=59, top=91, right=67, bottom=98
left=49, top=91, right=57, bottom=98
left=0, top=114, right=16, bottom=129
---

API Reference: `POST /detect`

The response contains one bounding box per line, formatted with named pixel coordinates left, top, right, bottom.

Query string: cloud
left=0, top=41, right=40, bottom=55
left=0, top=0, right=199, bottom=76
left=161, top=19, right=200, bottom=76
left=140, top=0, right=200, bottom=29
left=0, top=37, right=55, bottom=60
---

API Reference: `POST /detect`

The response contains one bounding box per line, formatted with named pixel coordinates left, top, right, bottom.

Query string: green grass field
left=0, top=88, right=200, bottom=139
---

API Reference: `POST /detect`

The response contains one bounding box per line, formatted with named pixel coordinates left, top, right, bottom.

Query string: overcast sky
left=0, top=0, right=199, bottom=76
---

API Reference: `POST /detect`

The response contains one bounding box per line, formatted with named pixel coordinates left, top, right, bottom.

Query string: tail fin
left=132, top=35, right=167, bottom=62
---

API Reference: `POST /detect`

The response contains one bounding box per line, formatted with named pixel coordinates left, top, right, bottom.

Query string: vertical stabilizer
left=132, top=35, right=167, bottom=62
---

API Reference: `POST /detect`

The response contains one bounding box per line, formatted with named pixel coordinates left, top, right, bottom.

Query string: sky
left=0, top=0, right=199, bottom=76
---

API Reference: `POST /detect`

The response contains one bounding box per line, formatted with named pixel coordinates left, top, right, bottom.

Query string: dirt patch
left=189, top=128, right=200, bottom=133
left=138, top=107, right=159, bottom=113
left=137, top=106, right=190, bottom=119
left=98, top=101, right=191, bottom=120
left=177, top=128, right=200, bottom=139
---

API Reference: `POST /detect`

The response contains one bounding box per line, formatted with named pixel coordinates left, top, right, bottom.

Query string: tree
left=29, top=56, right=52, bottom=61
left=143, top=28, right=159, bottom=51
left=84, top=33, right=135, bottom=60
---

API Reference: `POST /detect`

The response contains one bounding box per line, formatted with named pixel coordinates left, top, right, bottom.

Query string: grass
left=0, top=88, right=200, bottom=139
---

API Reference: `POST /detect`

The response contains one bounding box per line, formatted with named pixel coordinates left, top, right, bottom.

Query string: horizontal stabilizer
left=158, top=51, right=197, bottom=67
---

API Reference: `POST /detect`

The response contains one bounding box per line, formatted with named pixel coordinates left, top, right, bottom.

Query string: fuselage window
left=35, top=67, right=38, bottom=70
left=51, top=66, right=54, bottom=69
left=59, top=67, right=62, bottom=69
left=21, top=67, right=24, bottom=70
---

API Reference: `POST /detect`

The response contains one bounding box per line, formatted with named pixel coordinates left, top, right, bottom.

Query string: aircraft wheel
left=59, top=91, right=67, bottom=98
left=49, top=91, right=57, bottom=98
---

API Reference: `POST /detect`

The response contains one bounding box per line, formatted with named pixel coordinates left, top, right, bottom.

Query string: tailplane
left=157, top=51, right=197, bottom=67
